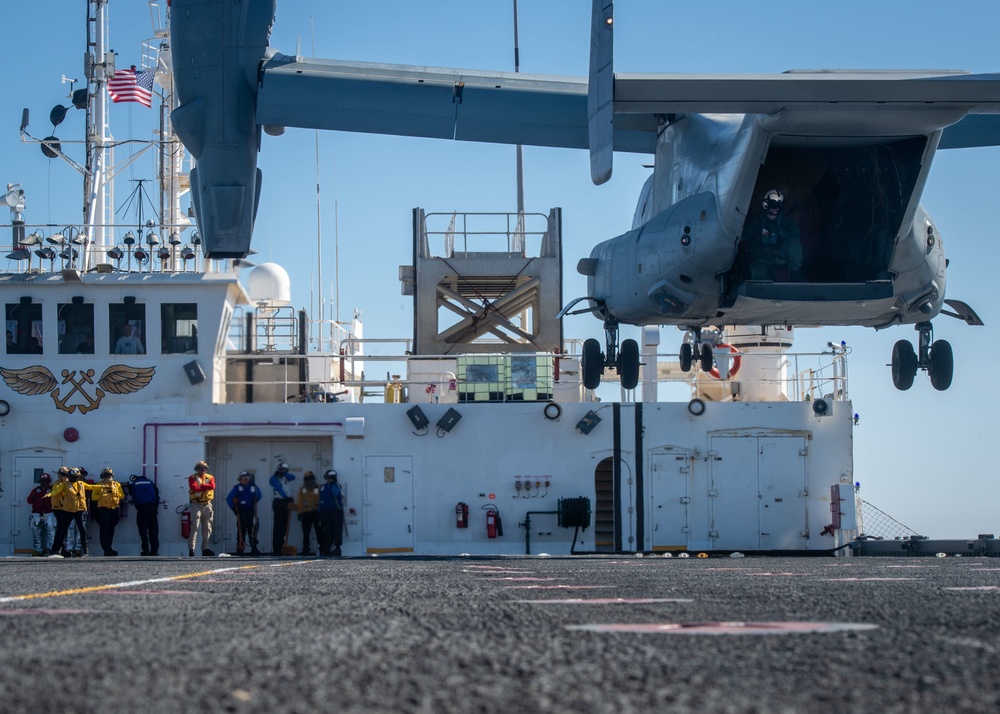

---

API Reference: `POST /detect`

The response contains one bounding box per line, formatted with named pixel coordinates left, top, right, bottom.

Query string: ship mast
left=84, top=0, right=114, bottom=267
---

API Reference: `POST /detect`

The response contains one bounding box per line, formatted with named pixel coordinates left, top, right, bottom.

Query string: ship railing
left=216, top=338, right=850, bottom=405
left=1, top=221, right=206, bottom=276
left=418, top=211, right=554, bottom=258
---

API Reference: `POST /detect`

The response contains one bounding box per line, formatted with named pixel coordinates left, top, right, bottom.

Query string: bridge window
left=5, top=299, right=43, bottom=354
left=162, top=303, right=198, bottom=354
left=58, top=301, right=95, bottom=354
left=109, top=302, right=146, bottom=355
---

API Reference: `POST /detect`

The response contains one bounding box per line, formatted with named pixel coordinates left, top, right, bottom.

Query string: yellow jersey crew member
left=187, top=461, right=216, bottom=557
left=48, top=467, right=98, bottom=558
left=92, top=468, right=126, bottom=556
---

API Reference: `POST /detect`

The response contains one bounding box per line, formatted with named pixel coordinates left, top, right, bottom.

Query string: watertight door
left=709, top=436, right=760, bottom=549
left=7, top=456, right=64, bottom=554
left=363, top=455, right=414, bottom=553
left=758, top=436, right=807, bottom=549
left=649, top=449, right=689, bottom=551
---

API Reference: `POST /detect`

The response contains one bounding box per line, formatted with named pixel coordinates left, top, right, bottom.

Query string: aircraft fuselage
left=583, top=109, right=953, bottom=329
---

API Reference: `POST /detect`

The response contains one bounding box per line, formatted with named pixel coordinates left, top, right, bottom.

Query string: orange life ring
left=708, top=343, right=742, bottom=380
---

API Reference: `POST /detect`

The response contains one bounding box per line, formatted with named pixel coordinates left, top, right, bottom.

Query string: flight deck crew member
left=49, top=467, right=98, bottom=557
left=318, top=469, right=345, bottom=557
left=128, top=474, right=160, bottom=556
left=269, top=463, right=296, bottom=555
left=227, top=471, right=262, bottom=555
left=26, top=473, right=55, bottom=556
left=92, top=467, right=126, bottom=556
left=296, top=472, right=322, bottom=556
left=187, top=461, right=216, bottom=557
left=739, top=189, right=803, bottom=281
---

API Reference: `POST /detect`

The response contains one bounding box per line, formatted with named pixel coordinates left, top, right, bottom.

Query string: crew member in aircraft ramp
left=738, top=189, right=803, bottom=282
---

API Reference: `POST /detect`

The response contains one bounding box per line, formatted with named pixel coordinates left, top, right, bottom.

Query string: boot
left=202, top=548, right=215, bottom=557
left=332, top=546, right=342, bottom=557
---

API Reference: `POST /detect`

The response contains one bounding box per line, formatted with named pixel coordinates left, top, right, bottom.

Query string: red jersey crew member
left=187, top=461, right=216, bottom=557
left=26, top=473, right=55, bottom=556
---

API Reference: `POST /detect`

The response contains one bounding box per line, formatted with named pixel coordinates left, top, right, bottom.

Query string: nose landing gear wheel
left=582, top=338, right=604, bottom=390
left=891, top=339, right=917, bottom=391
left=619, top=339, right=639, bottom=390
left=928, top=339, right=953, bottom=391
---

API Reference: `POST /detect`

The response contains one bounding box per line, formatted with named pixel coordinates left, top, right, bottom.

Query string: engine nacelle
left=581, top=192, right=728, bottom=325
left=171, top=0, right=275, bottom=258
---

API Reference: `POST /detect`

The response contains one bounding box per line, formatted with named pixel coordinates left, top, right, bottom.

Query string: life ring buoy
left=708, top=343, right=742, bottom=380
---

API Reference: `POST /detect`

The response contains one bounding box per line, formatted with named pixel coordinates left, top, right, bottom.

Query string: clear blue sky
left=3, top=1, right=999, bottom=538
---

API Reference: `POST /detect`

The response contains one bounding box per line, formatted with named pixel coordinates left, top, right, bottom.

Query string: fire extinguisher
left=456, top=502, right=469, bottom=529
left=485, top=506, right=503, bottom=539
left=178, top=505, right=192, bottom=538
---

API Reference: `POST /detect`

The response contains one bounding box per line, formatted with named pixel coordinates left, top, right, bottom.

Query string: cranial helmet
left=762, top=189, right=785, bottom=210
left=101, top=467, right=114, bottom=477
left=40, top=473, right=52, bottom=482
left=277, top=463, right=289, bottom=472
left=57, top=467, right=70, bottom=476
left=324, top=469, right=337, bottom=480
left=195, top=461, right=208, bottom=470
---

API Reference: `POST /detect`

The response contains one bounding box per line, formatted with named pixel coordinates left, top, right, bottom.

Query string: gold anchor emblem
left=1, top=364, right=155, bottom=414
left=54, top=369, right=104, bottom=414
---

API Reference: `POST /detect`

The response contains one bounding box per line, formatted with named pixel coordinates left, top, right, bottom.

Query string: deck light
left=123, top=231, right=136, bottom=246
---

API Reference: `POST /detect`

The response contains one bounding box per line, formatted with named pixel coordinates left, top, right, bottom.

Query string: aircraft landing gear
left=678, top=329, right=714, bottom=374
left=581, top=317, right=640, bottom=391
left=891, top=321, right=953, bottom=391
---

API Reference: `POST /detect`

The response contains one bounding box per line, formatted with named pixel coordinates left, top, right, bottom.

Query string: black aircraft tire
left=891, top=340, right=917, bottom=391
left=582, top=338, right=604, bottom=390
left=928, top=339, right=954, bottom=391
left=700, top=343, right=714, bottom=372
left=619, top=339, right=640, bottom=390
left=679, top=343, right=693, bottom=372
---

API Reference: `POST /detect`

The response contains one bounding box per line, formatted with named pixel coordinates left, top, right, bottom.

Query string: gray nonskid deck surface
left=1, top=555, right=998, bottom=713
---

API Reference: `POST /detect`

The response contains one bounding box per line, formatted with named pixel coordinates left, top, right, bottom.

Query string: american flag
left=108, top=66, right=155, bottom=108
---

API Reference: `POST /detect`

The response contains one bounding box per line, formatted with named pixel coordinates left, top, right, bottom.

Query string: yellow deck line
left=0, top=564, right=264, bottom=603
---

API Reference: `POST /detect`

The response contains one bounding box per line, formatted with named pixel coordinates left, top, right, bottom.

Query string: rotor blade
left=588, top=0, right=614, bottom=185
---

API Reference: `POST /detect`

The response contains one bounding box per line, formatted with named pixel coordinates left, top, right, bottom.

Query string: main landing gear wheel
left=700, top=343, right=714, bottom=372
left=891, top=322, right=954, bottom=391
left=619, top=339, right=640, bottom=390
left=928, top=339, right=953, bottom=391
left=679, top=343, right=693, bottom=372
left=891, top=340, right=917, bottom=391
left=582, top=338, right=603, bottom=390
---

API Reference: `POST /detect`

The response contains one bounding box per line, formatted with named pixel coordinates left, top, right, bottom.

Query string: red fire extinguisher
left=485, top=506, right=502, bottom=539
left=456, top=502, right=469, bottom=529
left=179, top=506, right=192, bottom=538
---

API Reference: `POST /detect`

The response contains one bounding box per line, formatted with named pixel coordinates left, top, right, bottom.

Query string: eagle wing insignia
left=0, top=365, right=58, bottom=395
left=98, top=365, right=156, bottom=395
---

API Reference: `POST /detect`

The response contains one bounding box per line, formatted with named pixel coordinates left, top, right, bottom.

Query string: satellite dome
left=246, top=262, right=292, bottom=306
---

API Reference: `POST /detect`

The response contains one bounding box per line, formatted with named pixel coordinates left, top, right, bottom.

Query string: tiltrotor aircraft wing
left=170, top=0, right=1000, bottom=258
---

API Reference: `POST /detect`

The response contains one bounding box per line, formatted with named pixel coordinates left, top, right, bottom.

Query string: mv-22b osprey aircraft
left=171, top=0, right=998, bottom=392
